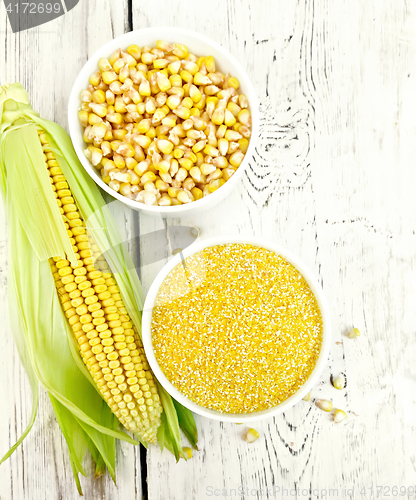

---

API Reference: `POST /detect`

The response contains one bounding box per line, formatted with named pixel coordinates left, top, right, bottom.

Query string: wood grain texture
left=1, top=0, right=416, bottom=498
left=133, top=0, right=416, bottom=499
left=0, top=2, right=143, bottom=500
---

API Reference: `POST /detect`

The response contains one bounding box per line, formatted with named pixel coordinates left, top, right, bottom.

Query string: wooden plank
left=0, top=0, right=415, bottom=497
left=0, top=2, right=144, bottom=499
left=133, top=1, right=416, bottom=499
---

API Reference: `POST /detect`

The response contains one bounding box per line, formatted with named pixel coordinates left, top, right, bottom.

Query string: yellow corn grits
left=151, top=244, right=323, bottom=413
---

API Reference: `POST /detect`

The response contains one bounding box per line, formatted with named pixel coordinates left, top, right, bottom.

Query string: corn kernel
left=228, top=77, right=240, bottom=90
left=316, top=400, right=333, bottom=412
left=348, top=327, right=361, bottom=339
left=245, top=429, right=260, bottom=443
left=333, top=409, right=347, bottom=423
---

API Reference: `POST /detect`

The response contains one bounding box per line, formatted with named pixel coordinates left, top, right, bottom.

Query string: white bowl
left=68, top=27, right=260, bottom=217
left=142, top=236, right=331, bottom=423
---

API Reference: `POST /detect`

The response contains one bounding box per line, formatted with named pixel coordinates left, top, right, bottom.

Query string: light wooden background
left=1, top=1, right=416, bottom=499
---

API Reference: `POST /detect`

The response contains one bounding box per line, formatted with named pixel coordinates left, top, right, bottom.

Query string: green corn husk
left=0, top=83, right=197, bottom=491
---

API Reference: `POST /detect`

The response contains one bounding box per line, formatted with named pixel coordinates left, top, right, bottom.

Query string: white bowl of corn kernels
left=142, top=236, right=331, bottom=423
left=68, top=27, right=259, bottom=215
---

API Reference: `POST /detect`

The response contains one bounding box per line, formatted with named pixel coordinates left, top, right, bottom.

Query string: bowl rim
left=142, top=235, right=332, bottom=422
left=67, top=26, right=260, bottom=214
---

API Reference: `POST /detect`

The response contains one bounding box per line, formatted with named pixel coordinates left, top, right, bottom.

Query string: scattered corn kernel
left=348, top=327, right=361, bottom=339
left=316, top=399, right=333, bottom=412
left=245, top=428, right=260, bottom=443
left=333, top=409, right=347, bottom=423
left=331, top=375, right=345, bottom=390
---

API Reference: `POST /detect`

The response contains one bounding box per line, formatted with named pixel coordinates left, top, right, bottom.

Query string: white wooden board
left=1, top=0, right=416, bottom=499
left=0, top=2, right=143, bottom=499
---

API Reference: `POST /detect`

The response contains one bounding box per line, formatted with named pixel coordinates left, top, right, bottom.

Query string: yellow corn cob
left=38, top=130, right=162, bottom=443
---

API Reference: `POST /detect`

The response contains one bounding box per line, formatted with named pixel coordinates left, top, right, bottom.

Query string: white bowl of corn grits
left=142, top=237, right=331, bottom=422
left=68, top=27, right=259, bottom=216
